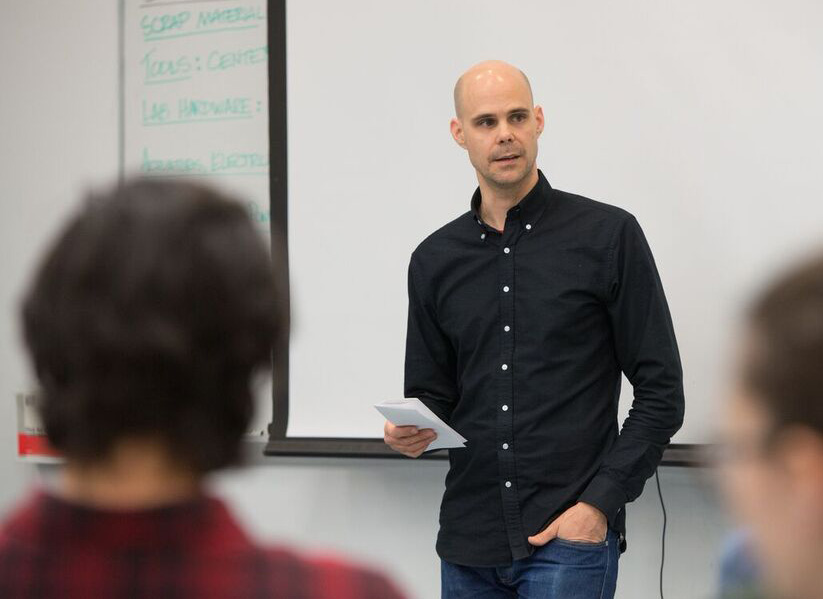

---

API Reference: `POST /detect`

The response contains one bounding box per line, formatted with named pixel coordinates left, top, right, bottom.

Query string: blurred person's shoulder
left=0, top=491, right=407, bottom=599
left=0, top=489, right=49, bottom=550
left=264, top=547, right=407, bottom=599
left=717, top=529, right=769, bottom=599
left=197, top=496, right=408, bottom=598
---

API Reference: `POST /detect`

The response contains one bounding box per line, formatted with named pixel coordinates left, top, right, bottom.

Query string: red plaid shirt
left=0, top=490, right=406, bottom=599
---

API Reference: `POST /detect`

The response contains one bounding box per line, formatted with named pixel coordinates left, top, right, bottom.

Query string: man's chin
left=485, top=166, right=529, bottom=188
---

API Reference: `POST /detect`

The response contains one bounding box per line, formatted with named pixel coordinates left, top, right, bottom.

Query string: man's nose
left=496, top=122, right=514, bottom=143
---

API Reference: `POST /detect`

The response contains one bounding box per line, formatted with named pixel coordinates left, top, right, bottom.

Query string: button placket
left=496, top=223, right=527, bottom=558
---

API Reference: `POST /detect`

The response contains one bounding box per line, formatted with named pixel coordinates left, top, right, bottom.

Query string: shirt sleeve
left=403, top=252, right=459, bottom=423
left=578, top=215, right=685, bottom=525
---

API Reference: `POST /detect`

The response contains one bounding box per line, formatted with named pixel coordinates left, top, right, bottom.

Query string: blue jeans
left=441, top=530, right=619, bottom=599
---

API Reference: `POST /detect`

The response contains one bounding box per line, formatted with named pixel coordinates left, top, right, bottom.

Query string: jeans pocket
left=551, top=536, right=608, bottom=549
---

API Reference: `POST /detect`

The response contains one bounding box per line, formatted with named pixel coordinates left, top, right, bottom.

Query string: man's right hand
left=383, top=421, right=437, bottom=458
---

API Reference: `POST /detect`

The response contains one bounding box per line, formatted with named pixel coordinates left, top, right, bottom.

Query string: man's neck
left=477, top=168, right=539, bottom=231
left=59, top=440, right=201, bottom=510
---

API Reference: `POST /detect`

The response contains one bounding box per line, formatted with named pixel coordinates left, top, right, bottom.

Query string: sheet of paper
left=375, top=398, right=467, bottom=451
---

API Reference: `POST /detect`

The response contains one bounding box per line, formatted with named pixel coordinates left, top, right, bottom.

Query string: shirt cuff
left=578, top=473, right=626, bottom=526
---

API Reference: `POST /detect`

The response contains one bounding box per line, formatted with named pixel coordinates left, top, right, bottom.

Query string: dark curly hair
left=21, top=179, right=281, bottom=473
left=744, top=251, right=823, bottom=437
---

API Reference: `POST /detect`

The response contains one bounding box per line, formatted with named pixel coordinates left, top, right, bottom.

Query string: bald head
left=449, top=60, right=544, bottom=193
left=453, top=60, right=533, bottom=119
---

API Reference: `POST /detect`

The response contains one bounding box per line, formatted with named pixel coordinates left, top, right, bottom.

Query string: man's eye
left=478, top=119, right=495, bottom=127
left=511, top=113, right=527, bottom=123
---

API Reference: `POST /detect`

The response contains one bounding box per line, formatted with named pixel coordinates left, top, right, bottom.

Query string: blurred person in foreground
left=719, top=251, right=823, bottom=599
left=0, top=179, right=406, bottom=599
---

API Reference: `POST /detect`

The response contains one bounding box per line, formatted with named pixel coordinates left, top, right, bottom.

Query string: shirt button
left=525, top=224, right=532, bottom=230
left=501, top=364, right=508, bottom=371
left=503, top=247, right=510, bottom=254
left=502, top=443, right=509, bottom=450
left=502, top=405, right=508, bottom=411
left=503, top=286, right=510, bottom=293
left=504, top=325, right=511, bottom=332
left=480, top=233, right=486, bottom=240
left=505, top=481, right=512, bottom=488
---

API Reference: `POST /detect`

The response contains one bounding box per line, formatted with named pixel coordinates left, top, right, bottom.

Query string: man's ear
left=450, top=118, right=467, bottom=149
left=534, top=105, right=545, bottom=138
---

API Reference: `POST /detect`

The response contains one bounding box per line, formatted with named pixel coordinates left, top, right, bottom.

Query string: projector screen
left=281, top=0, right=823, bottom=447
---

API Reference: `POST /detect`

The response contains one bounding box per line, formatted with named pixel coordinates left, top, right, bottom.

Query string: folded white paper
left=375, top=398, right=467, bottom=451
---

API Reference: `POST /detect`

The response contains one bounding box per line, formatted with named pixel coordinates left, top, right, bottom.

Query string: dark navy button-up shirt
left=404, top=170, right=684, bottom=567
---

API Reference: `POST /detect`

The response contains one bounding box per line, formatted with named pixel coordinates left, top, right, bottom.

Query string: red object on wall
left=18, top=434, right=61, bottom=458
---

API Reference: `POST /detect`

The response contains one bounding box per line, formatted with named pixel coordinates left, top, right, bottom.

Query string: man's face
left=720, top=386, right=786, bottom=553
left=451, top=70, right=544, bottom=190
left=719, top=355, right=823, bottom=597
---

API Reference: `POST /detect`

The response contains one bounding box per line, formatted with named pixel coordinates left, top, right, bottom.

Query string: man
left=0, top=179, right=405, bottom=599
left=384, top=60, right=684, bottom=598
left=718, top=252, right=823, bottom=599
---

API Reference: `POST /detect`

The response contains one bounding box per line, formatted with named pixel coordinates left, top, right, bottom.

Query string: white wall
left=0, top=3, right=732, bottom=599
left=0, top=1, right=121, bottom=507
left=214, top=455, right=731, bottom=599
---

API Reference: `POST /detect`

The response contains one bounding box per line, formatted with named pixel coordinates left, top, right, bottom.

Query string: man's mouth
left=494, top=154, right=520, bottom=163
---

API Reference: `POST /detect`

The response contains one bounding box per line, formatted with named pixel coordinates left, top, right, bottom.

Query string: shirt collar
left=470, top=169, right=553, bottom=232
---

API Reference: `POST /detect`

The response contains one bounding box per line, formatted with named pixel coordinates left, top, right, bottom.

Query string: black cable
left=655, top=467, right=667, bottom=599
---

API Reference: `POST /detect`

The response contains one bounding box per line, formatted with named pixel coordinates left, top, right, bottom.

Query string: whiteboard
left=284, top=0, right=823, bottom=445
left=122, top=0, right=272, bottom=436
